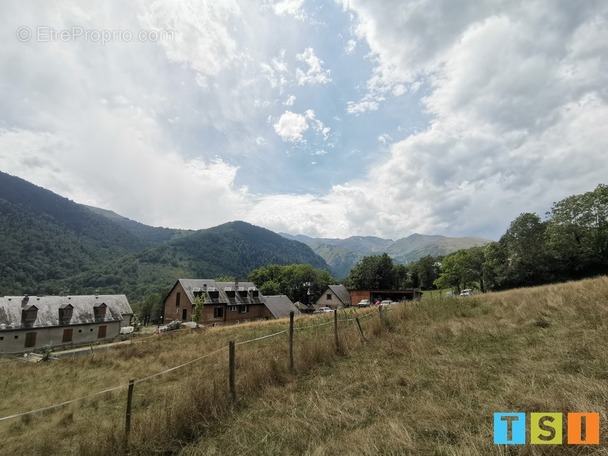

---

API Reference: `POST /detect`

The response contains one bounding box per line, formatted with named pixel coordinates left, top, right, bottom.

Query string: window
left=94, top=303, right=107, bottom=320
left=62, top=329, right=73, bottom=343
left=327, top=294, right=332, bottom=300
left=213, top=307, right=224, bottom=319
left=25, top=332, right=37, bottom=348
left=0, top=336, right=4, bottom=341
left=240, top=305, right=248, bottom=314
left=59, top=305, right=73, bottom=324
left=176, top=292, right=181, bottom=307
left=230, top=306, right=237, bottom=312
left=21, top=306, right=38, bottom=327
left=98, top=325, right=107, bottom=338
left=182, top=308, right=188, bottom=320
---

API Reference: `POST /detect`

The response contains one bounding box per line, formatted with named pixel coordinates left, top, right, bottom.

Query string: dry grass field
left=2, top=276, right=608, bottom=455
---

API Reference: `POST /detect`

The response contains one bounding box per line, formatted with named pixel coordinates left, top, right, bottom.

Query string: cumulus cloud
left=264, top=0, right=306, bottom=20
left=295, top=47, right=332, bottom=85
left=273, top=109, right=330, bottom=143
left=139, top=0, right=243, bottom=86
left=273, top=111, right=309, bottom=142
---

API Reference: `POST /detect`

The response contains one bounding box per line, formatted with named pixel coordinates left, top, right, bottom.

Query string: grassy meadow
left=2, top=276, right=608, bottom=455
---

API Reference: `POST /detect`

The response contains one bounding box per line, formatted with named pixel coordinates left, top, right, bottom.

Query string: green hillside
left=0, top=172, right=144, bottom=294
left=0, top=172, right=330, bottom=300
left=387, top=233, right=491, bottom=263
left=82, top=205, right=192, bottom=245
left=32, top=221, right=331, bottom=301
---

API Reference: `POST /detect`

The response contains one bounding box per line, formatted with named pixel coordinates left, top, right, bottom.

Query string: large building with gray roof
left=0, top=294, right=133, bottom=354
left=163, top=279, right=298, bottom=325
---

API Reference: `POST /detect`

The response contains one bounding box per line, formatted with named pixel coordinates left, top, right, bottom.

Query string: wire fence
left=0, top=305, right=397, bottom=453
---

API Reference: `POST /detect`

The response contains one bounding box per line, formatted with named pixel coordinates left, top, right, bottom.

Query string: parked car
left=357, top=299, right=371, bottom=308
left=459, top=289, right=472, bottom=297
left=380, top=300, right=393, bottom=306
left=314, top=306, right=333, bottom=314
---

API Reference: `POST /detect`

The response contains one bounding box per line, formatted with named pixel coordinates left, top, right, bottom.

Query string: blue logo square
left=494, top=412, right=526, bottom=444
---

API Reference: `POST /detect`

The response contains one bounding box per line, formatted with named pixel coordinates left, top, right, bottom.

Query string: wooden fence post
left=355, top=317, right=366, bottom=342
left=289, top=311, right=294, bottom=372
left=334, top=309, right=339, bottom=352
left=229, top=340, right=236, bottom=401
left=378, top=305, right=385, bottom=328
left=124, top=379, right=135, bottom=452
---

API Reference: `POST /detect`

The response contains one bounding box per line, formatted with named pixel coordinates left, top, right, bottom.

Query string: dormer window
left=208, top=289, right=219, bottom=299
left=21, top=305, right=38, bottom=327
left=94, top=303, right=107, bottom=321
left=224, top=287, right=236, bottom=298
left=59, top=304, right=74, bottom=324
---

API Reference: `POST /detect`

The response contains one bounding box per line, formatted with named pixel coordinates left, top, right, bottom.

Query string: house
left=0, top=294, right=133, bottom=354
left=350, top=289, right=423, bottom=306
left=263, top=295, right=300, bottom=319
left=315, top=284, right=351, bottom=309
left=163, top=279, right=276, bottom=326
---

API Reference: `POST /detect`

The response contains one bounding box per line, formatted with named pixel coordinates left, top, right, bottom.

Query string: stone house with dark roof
left=0, top=294, right=133, bottom=354
left=314, top=284, right=351, bottom=309
left=164, top=279, right=277, bottom=326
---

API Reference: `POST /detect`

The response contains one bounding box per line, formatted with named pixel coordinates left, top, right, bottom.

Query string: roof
left=328, top=284, right=351, bottom=306
left=263, top=295, right=300, bottom=319
left=172, top=279, right=263, bottom=306
left=0, top=295, right=133, bottom=331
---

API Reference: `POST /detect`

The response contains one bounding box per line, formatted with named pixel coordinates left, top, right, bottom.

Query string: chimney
left=234, top=277, right=239, bottom=289
left=22, top=295, right=29, bottom=307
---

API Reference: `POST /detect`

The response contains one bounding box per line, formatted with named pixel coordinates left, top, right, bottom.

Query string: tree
left=483, top=241, right=509, bottom=290
left=545, top=184, right=608, bottom=277
left=247, top=264, right=335, bottom=305
left=499, top=212, right=551, bottom=287
left=411, top=255, right=440, bottom=289
left=345, top=253, right=396, bottom=290
left=135, top=292, right=162, bottom=326
left=192, top=294, right=204, bottom=328
left=434, top=248, right=486, bottom=293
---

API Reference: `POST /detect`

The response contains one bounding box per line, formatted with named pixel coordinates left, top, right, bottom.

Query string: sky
left=1, top=0, right=607, bottom=241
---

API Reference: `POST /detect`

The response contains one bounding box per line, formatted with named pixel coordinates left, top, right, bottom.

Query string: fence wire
left=0, top=308, right=381, bottom=423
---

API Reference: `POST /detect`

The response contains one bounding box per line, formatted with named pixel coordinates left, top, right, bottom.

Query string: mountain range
left=0, top=170, right=490, bottom=300
left=280, top=233, right=491, bottom=278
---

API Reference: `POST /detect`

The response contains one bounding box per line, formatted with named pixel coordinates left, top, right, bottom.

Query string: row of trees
left=438, top=184, right=608, bottom=292
left=343, top=252, right=441, bottom=291
left=344, top=184, right=608, bottom=294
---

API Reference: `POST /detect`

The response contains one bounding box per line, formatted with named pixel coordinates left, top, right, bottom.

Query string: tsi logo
left=493, top=412, right=600, bottom=445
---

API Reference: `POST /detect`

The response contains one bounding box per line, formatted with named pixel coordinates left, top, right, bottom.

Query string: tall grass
left=3, top=277, right=608, bottom=455
left=179, top=276, right=608, bottom=455
left=0, top=309, right=377, bottom=455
